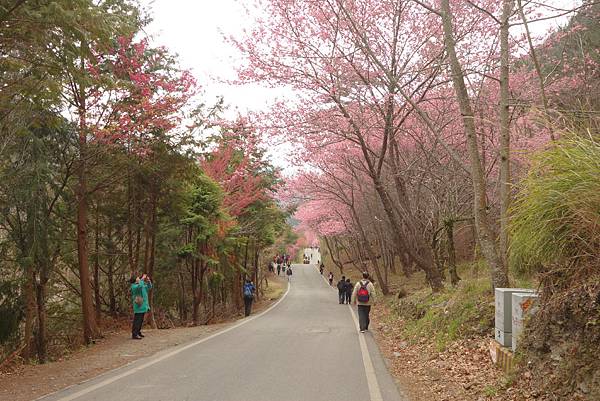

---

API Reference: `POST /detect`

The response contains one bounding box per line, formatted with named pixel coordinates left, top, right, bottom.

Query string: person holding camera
left=130, top=273, right=153, bottom=340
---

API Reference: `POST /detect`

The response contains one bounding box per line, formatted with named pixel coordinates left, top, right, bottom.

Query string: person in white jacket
left=351, top=272, right=376, bottom=333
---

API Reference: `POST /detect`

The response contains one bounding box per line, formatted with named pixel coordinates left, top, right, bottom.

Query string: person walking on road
left=337, top=276, right=346, bottom=304
left=344, top=278, right=353, bottom=304
left=319, top=262, right=324, bottom=275
left=243, top=278, right=256, bottom=317
left=352, top=272, right=376, bottom=333
left=286, top=265, right=293, bottom=282
left=328, top=271, right=334, bottom=286
left=130, top=273, right=153, bottom=339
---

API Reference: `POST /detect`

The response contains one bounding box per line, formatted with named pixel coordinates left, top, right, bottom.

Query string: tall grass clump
left=510, top=131, right=600, bottom=400
left=510, top=132, right=600, bottom=273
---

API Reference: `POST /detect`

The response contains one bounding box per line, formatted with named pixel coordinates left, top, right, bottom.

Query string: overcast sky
left=142, top=0, right=283, bottom=114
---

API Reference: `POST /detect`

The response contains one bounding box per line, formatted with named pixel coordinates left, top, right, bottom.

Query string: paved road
left=41, top=251, right=406, bottom=401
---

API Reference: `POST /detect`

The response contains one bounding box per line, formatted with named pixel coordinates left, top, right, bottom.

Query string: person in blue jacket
left=130, top=273, right=153, bottom=339
left=243, top=278, right=256, bottom=317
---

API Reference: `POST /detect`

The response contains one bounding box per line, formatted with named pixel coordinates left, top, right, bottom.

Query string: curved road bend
left=41, top=254, right=406, bottom=401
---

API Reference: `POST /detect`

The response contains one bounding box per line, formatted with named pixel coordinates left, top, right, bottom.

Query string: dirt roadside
left=0, top=277, right=287, bottom=401
left=369, top=303, right=535, bottom=401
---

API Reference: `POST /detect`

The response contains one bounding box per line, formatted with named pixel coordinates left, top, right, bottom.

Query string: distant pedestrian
left=243, top=278, right=256, bottom=317
left=352, top=272, right=376, bottom=333
left=130, top=273, right=152, bottom=340
left=286, top=265, right=293, bottom=282
left=328, top=272, right=334, bottom=286
left=337, top=276, right=346, bottom=304
left=319, top=262, right=324, bottom=275
left=344, top=278, right=352, bottom=304
left=277, top=263, right=281, bottom=276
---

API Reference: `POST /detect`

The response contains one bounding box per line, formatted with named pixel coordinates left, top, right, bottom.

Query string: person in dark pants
left=328, top=271, right=334, bottom=286
left=243, top=278, right=256, bottom=317
left=319, top=262, right=324, bottom=275
left=337, top=276, right=346, bottom=304
left=130, top=273, right=152, bottom=339
left=344, top=278, right=352, bottom=304
left=352, top=272, right=376, bottom=333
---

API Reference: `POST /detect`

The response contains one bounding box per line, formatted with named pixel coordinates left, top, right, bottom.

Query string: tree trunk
left=499, top=0, right=514, bottom=274
left=233, top=251, right=242, bottom=311
left=440, top=0, right=509, bottom=289
left=254, top=247, right=260, bottom=301
left=76, top=104, right=101, bottom=344
left=93, top=203, right=101, bottom=322
left=35, top=275, right=48, bottom=363
left=178, top=269, right=187, bottom=323
left=516, top=0, right=550, bottom=123
left=22, top=269, right=36, bottom=361
left=192, top=266, right=206, bottom=326
left=127, top=165, right=135, bottom=274
left=146, top=196, right=158, bottom=329
left=107, top=259, right=116, bottom=317
left=373, top=179, right=443, bottom=291
left=350, top=208, right=389, bottom=294
left=445, top=221, right=461, bottom=286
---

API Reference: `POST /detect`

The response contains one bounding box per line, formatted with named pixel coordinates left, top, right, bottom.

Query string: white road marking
left=348, top=304, right=384, bottom=401
left=313, top=248, right=384, bottom=401
left=47, top=282, right=291, bottom=401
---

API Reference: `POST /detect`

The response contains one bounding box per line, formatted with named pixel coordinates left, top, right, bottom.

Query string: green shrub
left=396, top=275, right=494, bottom=351
left=510, top=134, right=600, bottom=273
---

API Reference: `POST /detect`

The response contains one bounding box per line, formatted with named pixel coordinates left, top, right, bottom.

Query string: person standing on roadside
left=243, top=278, right=256, bottom=317
left=337, top=276, right=346, bottom=304
left=352, top=272, right=376, bottom=333
left=344, top=278, right=353, bottom=304
left=130, top=273, right=153, bottom=339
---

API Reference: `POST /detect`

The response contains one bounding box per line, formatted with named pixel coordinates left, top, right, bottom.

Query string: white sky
left=142, top=0, right=285, bottom=114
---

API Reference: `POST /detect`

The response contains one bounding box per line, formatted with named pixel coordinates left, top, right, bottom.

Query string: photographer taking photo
left=130, top=273, right=153, bottom=340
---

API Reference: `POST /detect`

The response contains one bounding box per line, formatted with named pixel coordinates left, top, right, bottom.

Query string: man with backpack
left=286, top=265, right=293, bottom=282
left=352, top=272, right=376, bottom=333
left=337, top=276, right=346, bottom=304
left=243, top=278, right=256, bottom=317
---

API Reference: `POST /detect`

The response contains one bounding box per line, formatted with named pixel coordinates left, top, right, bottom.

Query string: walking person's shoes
left=132, top=335, right=142, bottom=340
left=139, top=333, right=145, bottom=337
left=360, top=330, right=365, bottom=333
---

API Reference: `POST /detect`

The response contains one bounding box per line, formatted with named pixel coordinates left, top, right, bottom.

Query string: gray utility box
left=494, top=328, right=512, bottom=348
left=495, top=288, right=536, bottom=348
left=495, top=288, right=536, bottom=331
left=511, top=293, right=540, bottom=352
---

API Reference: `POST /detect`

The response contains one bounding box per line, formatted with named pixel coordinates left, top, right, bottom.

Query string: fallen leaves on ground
left=370, top=303, right=550, bottom=401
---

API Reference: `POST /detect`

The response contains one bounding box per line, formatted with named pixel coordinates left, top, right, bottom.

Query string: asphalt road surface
left=41, top=250, right=406, bottom=401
